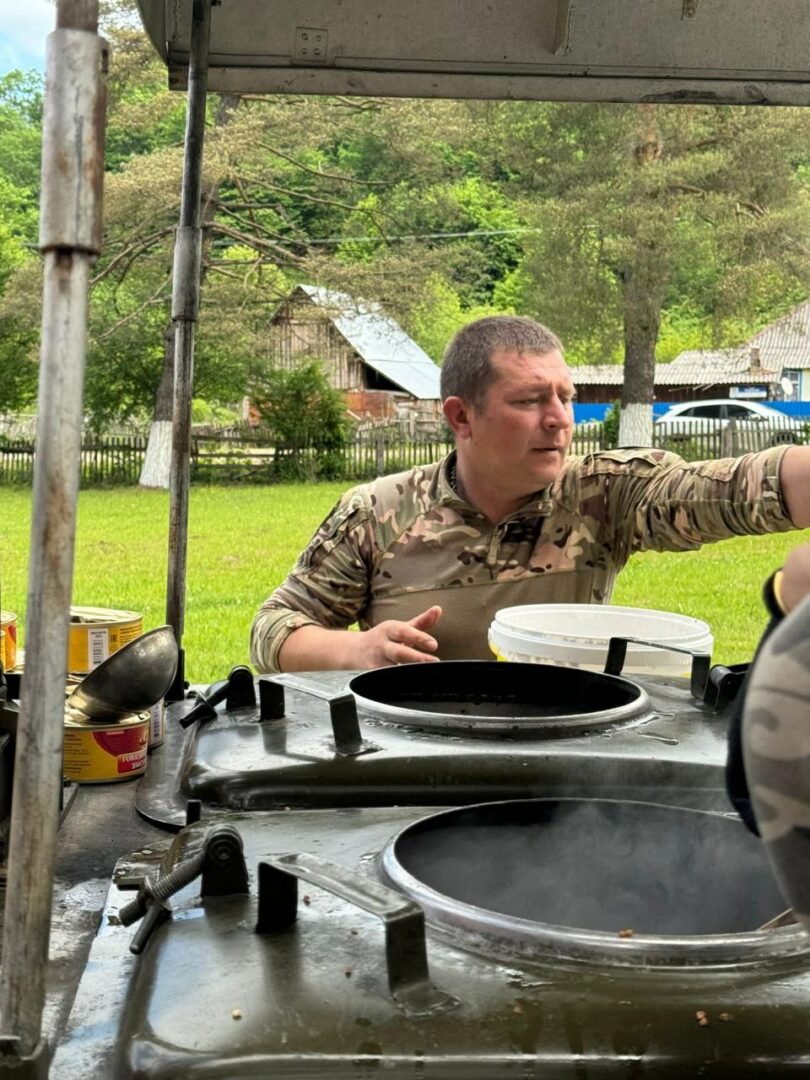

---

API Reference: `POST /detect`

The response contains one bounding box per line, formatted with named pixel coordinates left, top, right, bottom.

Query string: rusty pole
left=0, top=0, right=106, bottom=1060
left=165, top=0, right=213, bottom=700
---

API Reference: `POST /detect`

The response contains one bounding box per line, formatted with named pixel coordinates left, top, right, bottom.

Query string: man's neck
left=454, top=460, right=532, bottom=523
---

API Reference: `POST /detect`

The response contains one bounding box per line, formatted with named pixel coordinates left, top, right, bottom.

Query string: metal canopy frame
left=136, top=0, right=810, bottom=106
left=2, top=0, right=809, bottom=1067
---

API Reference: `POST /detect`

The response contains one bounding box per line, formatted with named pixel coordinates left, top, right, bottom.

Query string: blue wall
left=574, top=403, right=670, bottom=422
left=574, top=401, right=810, bottom=423
left=769, top=401, right=810, bottom=417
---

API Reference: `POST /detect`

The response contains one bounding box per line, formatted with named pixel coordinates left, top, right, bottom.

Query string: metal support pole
left=0, top=0, right=105, bottom=1059
left=165, top=0, right=213, bottom=700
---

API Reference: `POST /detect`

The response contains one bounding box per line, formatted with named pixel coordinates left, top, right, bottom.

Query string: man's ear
left=442, top=396, right=473, bottom=439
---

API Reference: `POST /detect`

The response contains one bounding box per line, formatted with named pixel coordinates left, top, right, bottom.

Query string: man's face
left=464, top=347, right=575, bottom=494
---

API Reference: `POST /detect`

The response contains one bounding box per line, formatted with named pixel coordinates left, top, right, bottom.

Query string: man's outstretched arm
left=275, top=606, right=443, bottom=671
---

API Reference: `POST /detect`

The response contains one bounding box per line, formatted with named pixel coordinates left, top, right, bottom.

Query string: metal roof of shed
left=572, top=298, right=810, bottom=388
left=571, top=349, right=779, bottom=388
left=746, top=299, right=810, bottom=368
left=296, top=285, right=441, bottom=400
left=654, top=349, right=780, bottom=385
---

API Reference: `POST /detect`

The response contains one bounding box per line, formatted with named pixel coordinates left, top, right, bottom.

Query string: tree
left=485, top=101, right=810, bottom=445
left=85, top=9, right=478, bottom=482
left=247, top=358, right=353, bottom=480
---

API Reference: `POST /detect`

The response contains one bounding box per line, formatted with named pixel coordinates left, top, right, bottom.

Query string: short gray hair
left=440, top=315, right=563, bottom=407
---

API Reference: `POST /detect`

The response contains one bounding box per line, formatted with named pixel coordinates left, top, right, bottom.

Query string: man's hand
left=353, top=606, right=443, bottom=668
left=276, top=606, right=443, bottom=672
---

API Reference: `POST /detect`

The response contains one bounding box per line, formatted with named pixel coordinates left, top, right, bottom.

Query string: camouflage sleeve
left=576, top=446, right=793, bottom=563
left=249, top=488, right=376, bottom=673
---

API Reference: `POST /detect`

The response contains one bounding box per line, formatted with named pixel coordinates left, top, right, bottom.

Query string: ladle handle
left=255, top=853, right=457, bottom=1017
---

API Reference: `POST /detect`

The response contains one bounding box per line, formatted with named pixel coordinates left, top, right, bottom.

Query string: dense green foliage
left=1, top=485, right=806, bottom=680
left=248, top=359, right=354, bottom=479
left=2, top=3, right=810, bottom=428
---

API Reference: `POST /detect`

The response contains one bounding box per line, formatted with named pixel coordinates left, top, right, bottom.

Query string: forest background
left=4, top=1, right=810, bottom=446
left=4, top=4, right=810, bottom=675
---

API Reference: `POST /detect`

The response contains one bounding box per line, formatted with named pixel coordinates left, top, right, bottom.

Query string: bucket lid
left=492, top=604, right=711, bottom=647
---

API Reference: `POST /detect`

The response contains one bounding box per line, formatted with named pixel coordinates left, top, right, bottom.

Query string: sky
left=0, top=2, right=56, bottom=76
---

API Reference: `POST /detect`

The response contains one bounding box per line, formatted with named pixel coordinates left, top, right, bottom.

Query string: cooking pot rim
left=379, top=797, right=810, bottom=969
left=349, top=661, right=653, bottom=736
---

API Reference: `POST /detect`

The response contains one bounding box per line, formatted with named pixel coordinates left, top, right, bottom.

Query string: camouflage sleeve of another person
left=577, top=446, right=794, bottom=563
left=250, top=489, right=375, bottom=673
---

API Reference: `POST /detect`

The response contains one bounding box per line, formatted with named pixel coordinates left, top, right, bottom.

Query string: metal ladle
left=67, top=626, right=179, bottom=722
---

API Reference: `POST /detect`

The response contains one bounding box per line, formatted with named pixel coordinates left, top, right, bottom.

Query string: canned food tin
left=0, top=611, right=18, bottom=671
left=63, top=709, right=148, bottom=783
left=68, top=607, right=143, bottom=674
left=148, top=698, right=165, bottom=750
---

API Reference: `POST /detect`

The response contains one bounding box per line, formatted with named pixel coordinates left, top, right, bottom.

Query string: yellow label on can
left=68, top=607, right=143, bottom=674
left=1, top=611, right=18, bottom=671
left=63, top=711, right=148, bottom=783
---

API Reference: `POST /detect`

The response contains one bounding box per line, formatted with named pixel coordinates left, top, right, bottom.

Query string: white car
left=654, top=399, right=805, bottom=449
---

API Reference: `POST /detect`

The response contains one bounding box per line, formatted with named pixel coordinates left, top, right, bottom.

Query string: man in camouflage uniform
left=251, top=316, right=810, bottom=673
left=739, top=543, right=810, bottom=926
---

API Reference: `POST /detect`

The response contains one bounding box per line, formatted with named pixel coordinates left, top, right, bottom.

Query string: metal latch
left=118, top=824, right=249, bottom=954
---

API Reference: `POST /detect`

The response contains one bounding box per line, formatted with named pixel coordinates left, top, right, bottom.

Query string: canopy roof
left=136, top=1, right=810, bottom=105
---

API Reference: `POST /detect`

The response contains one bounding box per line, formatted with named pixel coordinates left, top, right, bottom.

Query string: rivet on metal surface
left=293, top=26, right=329, bottom=64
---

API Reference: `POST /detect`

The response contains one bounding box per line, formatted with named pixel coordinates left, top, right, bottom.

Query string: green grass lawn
left=1, top=483, right=807, bottom=682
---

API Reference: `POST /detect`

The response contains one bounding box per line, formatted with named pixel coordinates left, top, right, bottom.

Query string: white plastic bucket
left=488, top=604, right=713, bottom=676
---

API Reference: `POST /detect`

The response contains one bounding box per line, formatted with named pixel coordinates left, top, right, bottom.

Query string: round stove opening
left=381, top=798, right=810, bottom=967
left=350, top=661, right=652, bottom=738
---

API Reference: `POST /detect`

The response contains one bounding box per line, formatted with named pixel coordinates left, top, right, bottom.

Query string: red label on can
left=92, top=726, right=148, bottom=776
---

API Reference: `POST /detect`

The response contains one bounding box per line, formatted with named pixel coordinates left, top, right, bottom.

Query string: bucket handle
left=604, top=636, right=711, bottom=698
left=255, top=852, right=458, bottom=1017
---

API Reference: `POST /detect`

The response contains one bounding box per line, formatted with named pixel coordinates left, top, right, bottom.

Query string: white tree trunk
left=617, top=402, right=654, bottom=448
left=139, top=420, right=173, bottom=488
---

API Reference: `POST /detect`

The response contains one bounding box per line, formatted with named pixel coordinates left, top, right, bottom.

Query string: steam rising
left=395, top=800, right=784, bottom=936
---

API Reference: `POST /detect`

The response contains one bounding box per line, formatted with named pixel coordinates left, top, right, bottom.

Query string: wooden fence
left=0, top=419, right=804, bottom=487
left=0, top=434, right=148, bottom=486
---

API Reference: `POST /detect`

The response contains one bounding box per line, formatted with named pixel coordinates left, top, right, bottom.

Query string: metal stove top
left=137, top=661, right=742, bottom=829
left=52, top=803, right=810, bottom=1080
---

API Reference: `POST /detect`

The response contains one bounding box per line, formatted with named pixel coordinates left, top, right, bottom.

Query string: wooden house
left=571, top=299, right=810, bottom=412
left=571, top=348, right=782, bottom=407
left=266, top=285, right=442, bottom=431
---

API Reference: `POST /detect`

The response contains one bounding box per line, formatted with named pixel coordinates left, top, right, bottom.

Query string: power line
left=208, top=225, right=540, bottom=261
left=307, top=226, right=540, bottom=245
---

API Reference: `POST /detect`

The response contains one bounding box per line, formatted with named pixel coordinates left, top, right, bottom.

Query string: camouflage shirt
left=250, top=446, right=793, bottom=671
